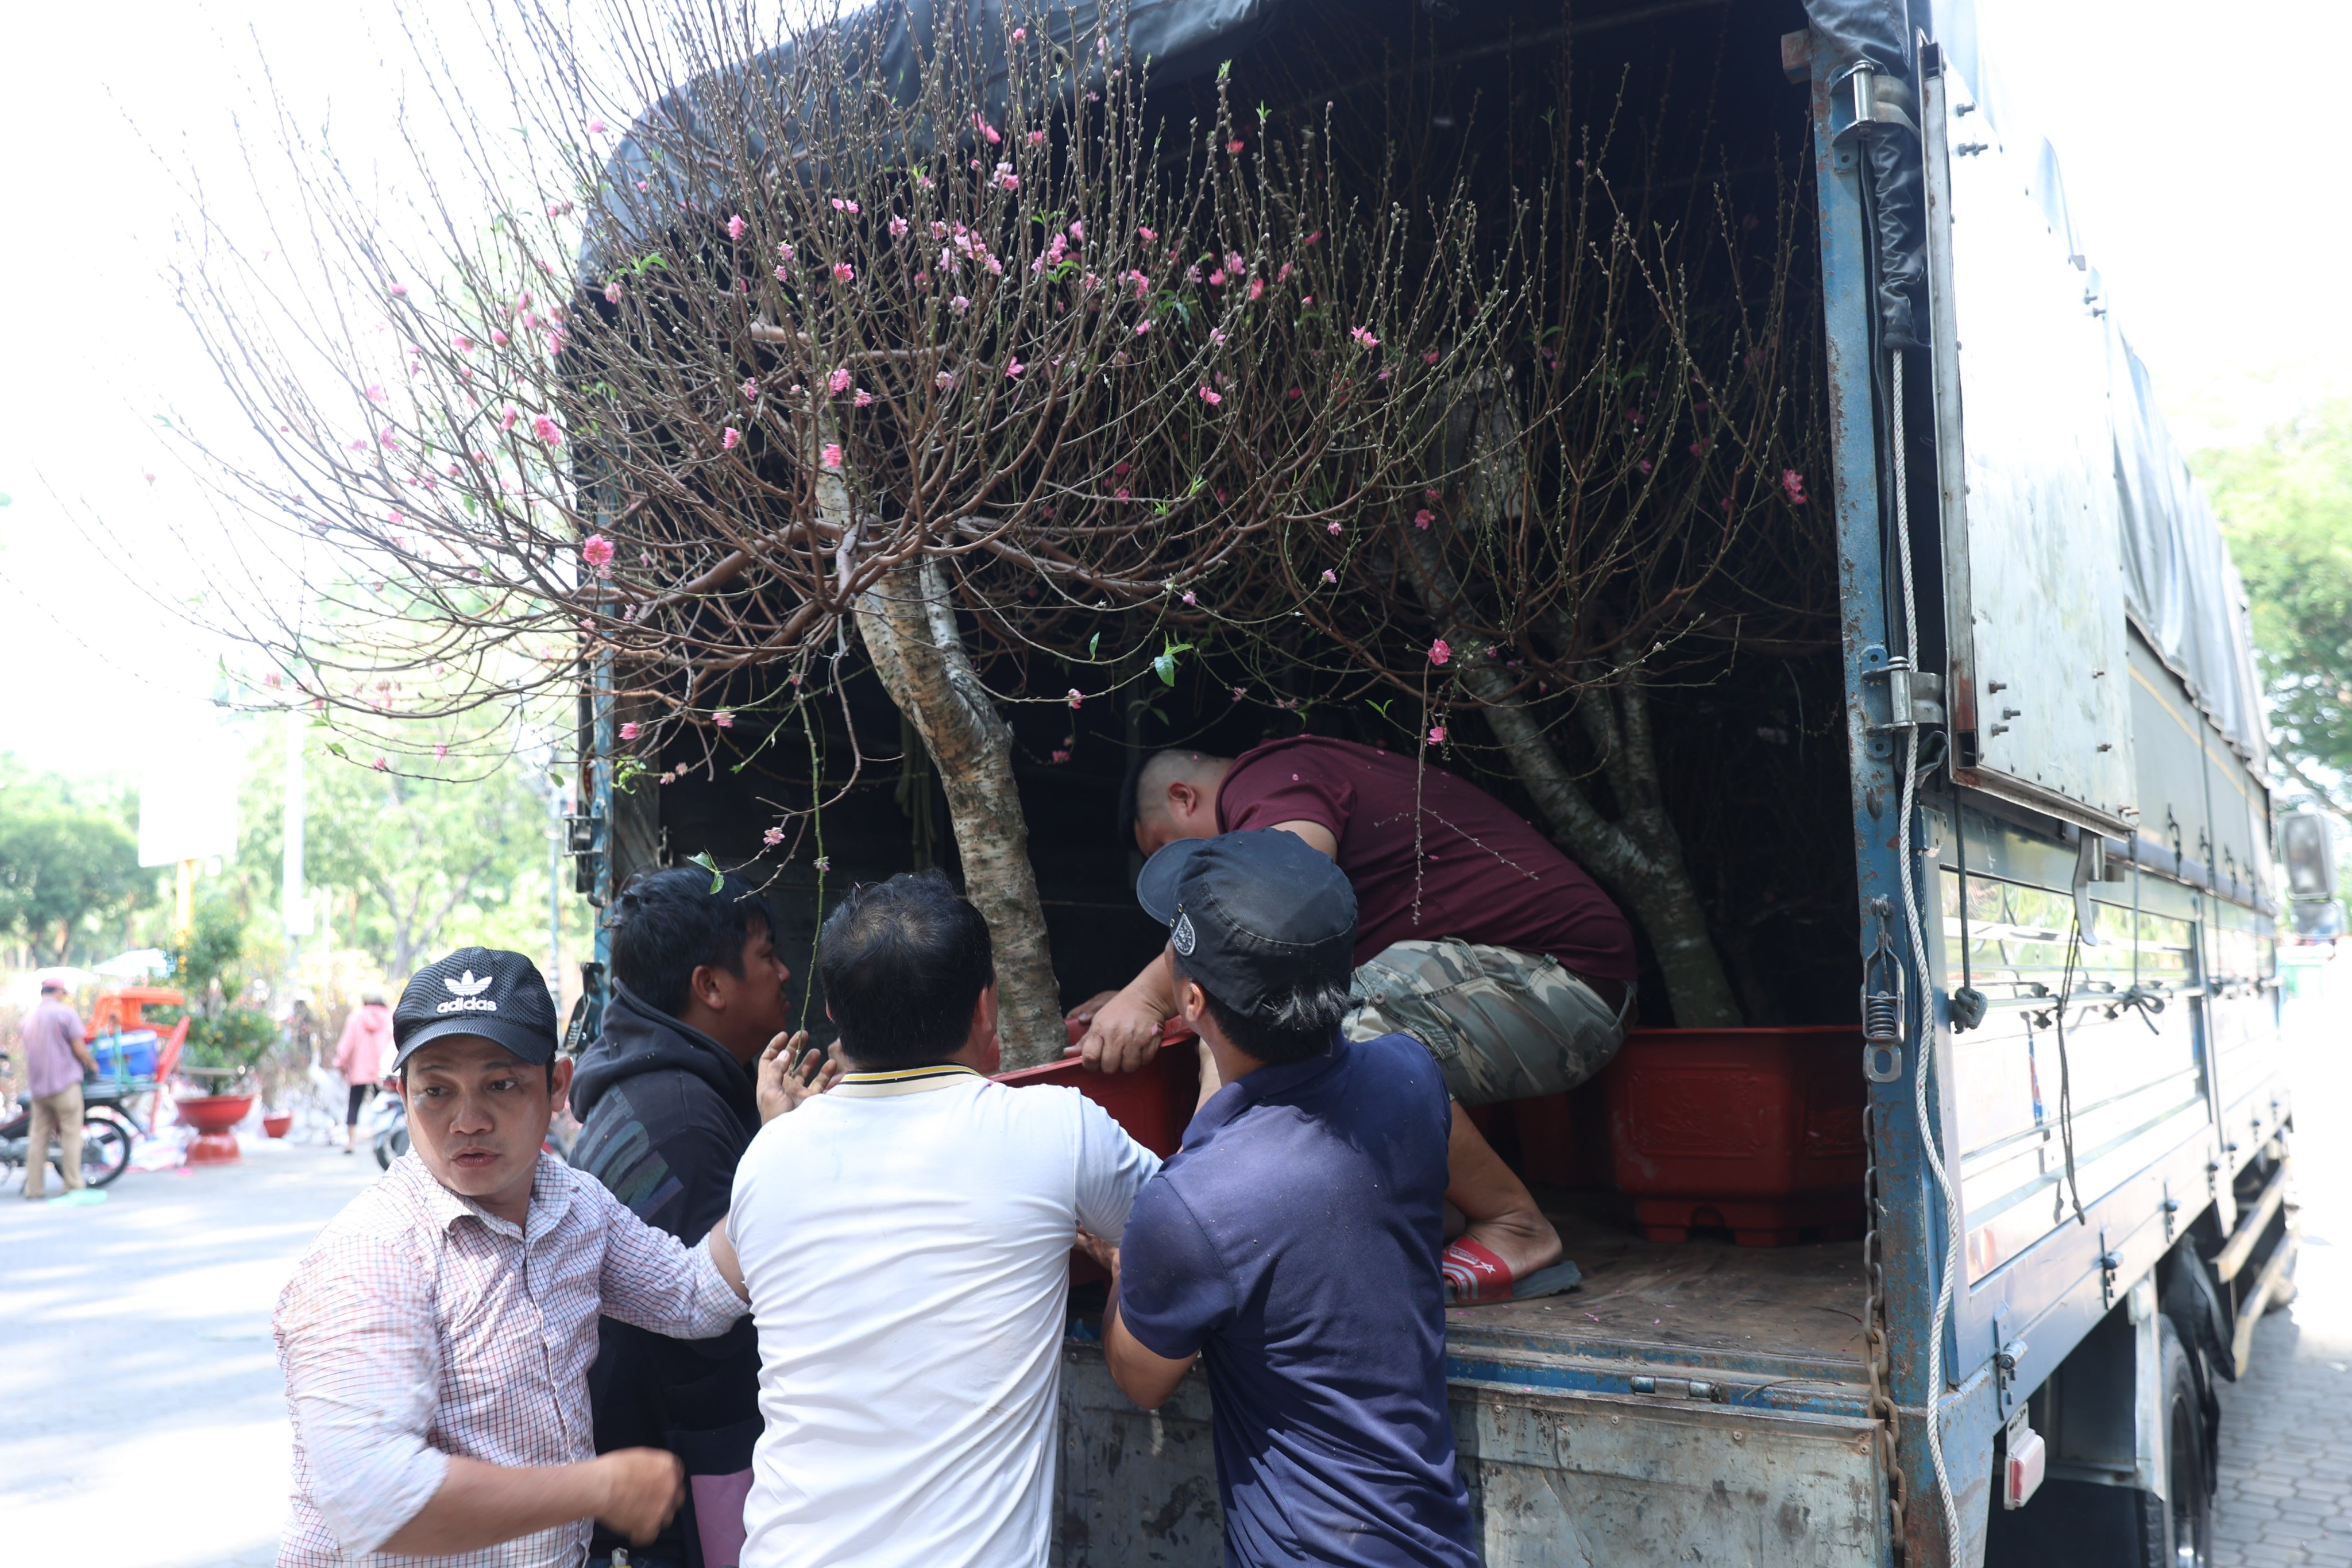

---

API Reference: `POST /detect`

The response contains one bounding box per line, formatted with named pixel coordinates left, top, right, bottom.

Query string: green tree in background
left=0, top=758, right=150, bottom=962
left=2198, top=400, right=2352, bottom=812
left=234, top=729, right=564, bottom=980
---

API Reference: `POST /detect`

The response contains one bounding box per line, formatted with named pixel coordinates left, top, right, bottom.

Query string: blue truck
left=571, top=2, right=2293, bottom=1562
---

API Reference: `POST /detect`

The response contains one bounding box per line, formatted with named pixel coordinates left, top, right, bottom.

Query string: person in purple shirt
left=1099, top=832, right=1481, bottom=1568
left=18, top=977, right=98, bottom=1203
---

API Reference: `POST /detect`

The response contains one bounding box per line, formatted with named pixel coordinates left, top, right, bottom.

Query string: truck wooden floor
left=1442, top=1201, right=1874, bottom=1419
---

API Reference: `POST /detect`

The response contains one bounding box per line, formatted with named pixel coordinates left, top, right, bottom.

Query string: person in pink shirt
left=332, top=995, right=394, bottom=1153
left=19, top=978, right=98, bottom=1201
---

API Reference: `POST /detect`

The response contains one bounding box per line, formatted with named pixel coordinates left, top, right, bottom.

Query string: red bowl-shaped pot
left=262, top=1113, right=294, bottom=1138
left=178, top=1092, right=254, bottom=1165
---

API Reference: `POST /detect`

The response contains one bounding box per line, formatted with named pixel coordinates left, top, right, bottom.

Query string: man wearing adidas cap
left=272, top=947, right=777, bottom=1568
left=1099, top=831, right=1485, bottom=1568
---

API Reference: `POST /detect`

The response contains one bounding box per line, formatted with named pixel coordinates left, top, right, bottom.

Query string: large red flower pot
left=262, top=1113, right=294, bottom=1139
left=178, top=1094, right=255, bottom=1165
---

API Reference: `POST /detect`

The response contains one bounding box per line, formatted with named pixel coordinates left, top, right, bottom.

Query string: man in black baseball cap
left=1096, top=832, right=1524, bottom=1568
left=271, top=947, right=786, bottom=1568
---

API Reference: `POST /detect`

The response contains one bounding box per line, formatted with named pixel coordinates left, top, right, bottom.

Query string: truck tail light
left=2003, top=1424, right=2046, bottom=1510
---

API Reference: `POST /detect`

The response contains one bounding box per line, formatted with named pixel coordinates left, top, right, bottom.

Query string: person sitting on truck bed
left=1072, top=736, right=1635, bottom=1300
left=724, top=870, right=1161, bottom=1568
left=569, top=867, right=824, bottom=1568
left=1098, top=829, right=1481, bottom=1568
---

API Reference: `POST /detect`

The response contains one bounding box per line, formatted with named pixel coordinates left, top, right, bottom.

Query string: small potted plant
left=156, top=1008, right=277, bottom=1164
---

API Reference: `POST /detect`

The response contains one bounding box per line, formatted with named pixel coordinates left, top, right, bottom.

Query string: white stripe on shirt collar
left=831, top=1063, right=983, bottom=1099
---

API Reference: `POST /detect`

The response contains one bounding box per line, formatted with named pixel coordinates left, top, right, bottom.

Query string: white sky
left=1, top=0, right=2343, bottom=782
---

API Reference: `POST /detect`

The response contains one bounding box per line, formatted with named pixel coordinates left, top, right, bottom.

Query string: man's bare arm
left=380, top=1450, right=683, bottom=1556
left=1100, top=1264, right=1199, bottom=1411
left=708, top=1212, right=750, bottom=1302
left=1071, top=947, right=1181, bottom=1073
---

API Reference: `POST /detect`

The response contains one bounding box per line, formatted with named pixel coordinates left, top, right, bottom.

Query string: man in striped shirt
left=273, top=948, right=782, bottom=1567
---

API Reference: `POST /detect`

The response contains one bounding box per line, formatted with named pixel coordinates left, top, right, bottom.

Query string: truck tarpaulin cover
left=577, top=0, right=1277, bottom=285
left=1929, top=0, right=2270, bottom=774
left=1801, top=0, right=1925, bottom=350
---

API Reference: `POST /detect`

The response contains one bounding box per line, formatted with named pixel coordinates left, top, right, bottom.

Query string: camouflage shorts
left=1341, top=939, right=1632, bottom=1106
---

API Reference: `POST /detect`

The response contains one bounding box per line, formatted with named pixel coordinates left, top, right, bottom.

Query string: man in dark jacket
left=570, top=867, right=818, bottom=1568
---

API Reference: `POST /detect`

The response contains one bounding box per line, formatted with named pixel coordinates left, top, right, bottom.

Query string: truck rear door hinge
left=1859, top=647, right=1947, bottom=733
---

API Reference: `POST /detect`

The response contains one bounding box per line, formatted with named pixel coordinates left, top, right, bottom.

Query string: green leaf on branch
left=1152, top=638, right=1196, bottom=686
left=687, top=850, right=724, bottom=893
left=1087, top=632, right=1101, bottom=662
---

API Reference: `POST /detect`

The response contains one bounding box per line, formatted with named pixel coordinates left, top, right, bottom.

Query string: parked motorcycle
left=2, top=1083, right=135, bottom=1191
left=361, top=1088, right=409, bottom=1169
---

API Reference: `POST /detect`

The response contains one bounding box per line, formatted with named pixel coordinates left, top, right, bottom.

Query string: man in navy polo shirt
left=1098, top=831, right=1480, bottom=1568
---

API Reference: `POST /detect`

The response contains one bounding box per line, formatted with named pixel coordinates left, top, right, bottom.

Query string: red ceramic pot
left=178, top=1094, right=255, bottom=1165
left=262, top=1113, right=294, bottom=1139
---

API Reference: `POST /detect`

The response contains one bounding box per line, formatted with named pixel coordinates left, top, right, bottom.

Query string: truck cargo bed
left=1444, top=1202, right=1871, bottom=1414
left=1055, top=1205, right=1888, bottom=1567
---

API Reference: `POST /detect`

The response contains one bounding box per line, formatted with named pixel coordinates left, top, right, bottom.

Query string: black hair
left=607, top=866, right=774, bottom=1018
left=1172, top=949, right=1354, bottom=1067
left=816, top=871, right=996, bottom=1069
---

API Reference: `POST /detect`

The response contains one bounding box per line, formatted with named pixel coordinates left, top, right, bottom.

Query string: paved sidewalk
left=2212, top=965, right=2352, bottom=1568
left=0, top=1138, right=379, bottom=1568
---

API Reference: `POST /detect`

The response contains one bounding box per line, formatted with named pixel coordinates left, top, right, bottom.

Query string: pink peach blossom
left=1067, top=689, right=1084, bottom=709
left=853, top=389, right=874, bottom=408
left=1327, top=521, right=1343, bottom=535
left=763, top=826, right=785, bottom=847
left=727, top=214, right=746, bottom=240
left=777, top=242, right=795, bottom=260
left=832, top=262, right=856, bottom=283
left=829, top=366, right=854, bottom=394
left=1320, top=569, right=1337, bottom=584
left=889, top=215, right=909, bottom=237
left=722, top=427, right=740, bottom=450
left=1198, top=385, right=1221, bottom=405
left=581, top=534, right=616, bottom=569
left=604, top=280, right=624, bottom=304
left=1427, top=725, right=1447, bottom=745
left=742, top=379, right=760, bottom=401
left=532, top=414, right=562, bottom=445
left=588, top=119, right=607, bottom=134
left=1414, top=509, right=1435, bottom=528
left=1428, top=638, right=1452, bottom=666
left=821, top=442, right=844, bottom=468
left=620, top=721, right=641, bottom=741
left=713, top=710, right=734, bottom=728
left=1350, top=326, right=1379, bottom=349
left=1781, top=468, right=1809, bottom=504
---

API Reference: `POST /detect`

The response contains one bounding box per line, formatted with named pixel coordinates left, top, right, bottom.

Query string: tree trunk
left=1406, top=380, right=1744, bottom=1028
left=853, top=553, right=1065, bottom=1068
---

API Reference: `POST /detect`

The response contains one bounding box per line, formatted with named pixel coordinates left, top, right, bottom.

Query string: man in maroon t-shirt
left=1072, top=737, right=1637, bottom=1301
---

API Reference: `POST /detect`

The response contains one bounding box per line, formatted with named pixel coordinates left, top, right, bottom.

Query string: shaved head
left=1128, top=748, right=1234, bottom=852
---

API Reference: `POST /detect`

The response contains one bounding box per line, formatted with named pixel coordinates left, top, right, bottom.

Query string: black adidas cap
left=391, top=947, right=560, bottom=1072
left=1134, top=831, right=1358, bottom=1018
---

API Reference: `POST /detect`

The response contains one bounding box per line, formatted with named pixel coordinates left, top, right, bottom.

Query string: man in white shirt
left=721, top=871, right=1160, bottom=1568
